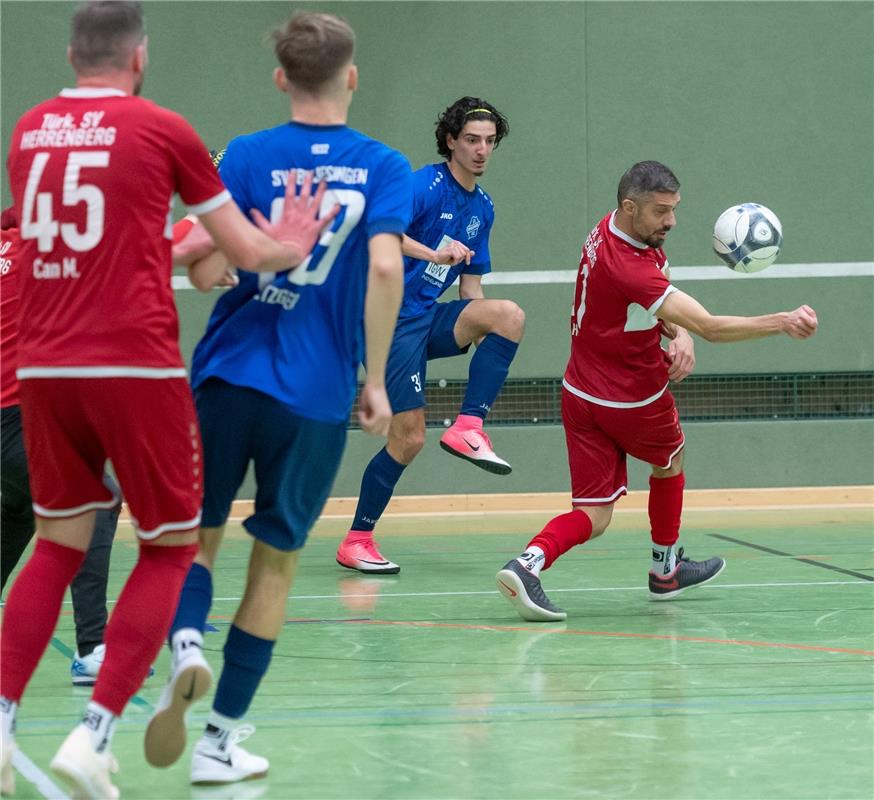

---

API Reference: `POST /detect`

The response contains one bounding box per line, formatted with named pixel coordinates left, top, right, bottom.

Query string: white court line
left=204, top=579, right=869, bottom=603
left=11, top=749, right=68, bottom=800
left=58, top=580, right=871, bottom=608
left=171, top=261, right=874, bottom=290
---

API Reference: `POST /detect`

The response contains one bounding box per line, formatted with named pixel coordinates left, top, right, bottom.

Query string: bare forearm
left=402, top=235, right=436, bottom=263
left=364, top=268, right=403, bottom=385
left=694, top=313, right=787, bottom=343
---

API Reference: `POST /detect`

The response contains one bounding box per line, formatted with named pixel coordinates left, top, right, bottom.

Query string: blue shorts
left=385, top=300, right=471, bottom=413
left=196, top=378, right=347, bottom=551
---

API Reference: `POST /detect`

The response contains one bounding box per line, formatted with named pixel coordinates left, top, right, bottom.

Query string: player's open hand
left=667, top=328, right=696, bottom=382
left=358, top=381, right=393, bottom=437
left=783, top=305, right=818, bottom=339
left=250, top=169, right=340, bottom=267
left=435, top=240, right=474, bottom=266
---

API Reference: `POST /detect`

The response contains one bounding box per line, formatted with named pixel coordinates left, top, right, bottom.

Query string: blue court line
left=49, top=637, right=153, bottom=712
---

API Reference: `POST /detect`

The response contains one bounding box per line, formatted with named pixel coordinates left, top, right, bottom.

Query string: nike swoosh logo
left=463, top=437, right=481, bottom=451
left=656, top=579, right=680, bottom=590
left=181, top=674, right=197, bottom=702
left=204, top=752, right=233, bottom=766
left=498, top=580, right=517, bottom=597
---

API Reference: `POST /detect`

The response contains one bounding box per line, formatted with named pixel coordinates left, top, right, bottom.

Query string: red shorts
left=561, top=386, right=685, bottom=505
left=19, top=377, right=202, bottom=539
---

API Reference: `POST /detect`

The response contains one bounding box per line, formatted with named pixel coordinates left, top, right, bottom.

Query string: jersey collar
left=59, top=88, right=127, bottom=98
left=439, top=163, right=477, bottom=196
left=608, top=210, right=649, bottom=250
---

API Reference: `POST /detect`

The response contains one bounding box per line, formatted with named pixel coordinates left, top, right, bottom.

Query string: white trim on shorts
left=562, top=378, right=668, bottom=409
left=572, top=485, right=628, bottom=505
left=187, top=190, right=231, bottom=216
left=33, top=497, right=120, bottom=518
left=17, top=366, right=188, bottom=379
left=656, top=435, right=687, bottom=470
left=133, top=513, right=202, bottom=541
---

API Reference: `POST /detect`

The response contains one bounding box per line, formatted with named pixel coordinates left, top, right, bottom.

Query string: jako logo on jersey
left=466, top=216, right=481, bottom=240
left=311, top=143, right=330, bottom=155
left=440, top=212, right=454, bottom=220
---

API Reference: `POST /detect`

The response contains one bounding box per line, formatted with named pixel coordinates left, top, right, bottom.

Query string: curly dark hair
left=435, top=97, right=509, bottom=160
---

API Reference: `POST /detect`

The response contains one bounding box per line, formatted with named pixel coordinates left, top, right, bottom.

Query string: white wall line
left=171, top=261, right=874, bottom=290
left=12, top=750, right=69, bottom=800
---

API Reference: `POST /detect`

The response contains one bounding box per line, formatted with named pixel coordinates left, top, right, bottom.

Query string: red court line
left=347, top=619, right=874, bottom=657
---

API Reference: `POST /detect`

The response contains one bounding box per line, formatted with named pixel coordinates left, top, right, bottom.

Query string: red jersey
left=564, top=211, right=677, bottom=407
left=0, top=224, right=21, bottom=407
left=5, top=88, right=229, bottom=376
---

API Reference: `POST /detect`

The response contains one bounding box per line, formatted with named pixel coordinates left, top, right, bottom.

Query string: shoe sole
left=50, top=756, right=115, bottom=800
left=71, top=677, right=97, bottom=687
left=496, top=569, right=567, bottom=622
left=649, top=560, right=727, bottom=601
left=439, top=441, right=512, bottom=476
left=336, top=557, right=400, bottom=575
left=191, top=768, right=269, bottom=786
left=144, top=663, right=212, bottom=768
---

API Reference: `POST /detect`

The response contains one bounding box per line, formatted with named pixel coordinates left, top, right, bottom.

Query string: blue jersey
left=399, top=163, right=494, bottom=320
left=191, top=122, right=413, bottom=424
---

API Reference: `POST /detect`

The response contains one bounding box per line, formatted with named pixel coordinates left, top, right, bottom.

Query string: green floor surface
left=7, top=512, right=873, bottom=799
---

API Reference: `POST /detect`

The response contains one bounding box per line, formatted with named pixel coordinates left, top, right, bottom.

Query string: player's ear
left=346, top=64, right=358, bottom=92
left=621, top=198, right=636, bottom=215
left=66, top=44, right=74, bottom=68
left=273, top=67, right=288, bottom=94
left=133, top=39, right=148, bottom=73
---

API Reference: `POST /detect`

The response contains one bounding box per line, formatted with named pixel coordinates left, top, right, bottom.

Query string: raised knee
left=498, top=300, right=525, bottom=340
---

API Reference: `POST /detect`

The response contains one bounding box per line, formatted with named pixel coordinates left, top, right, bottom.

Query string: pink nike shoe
left=439, top=423, right=512, bottom=475
left=336, top=535, right=400, bottom=574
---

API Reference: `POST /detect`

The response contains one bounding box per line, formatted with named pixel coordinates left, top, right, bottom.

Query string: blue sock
left=212, top=625, right=274, bottom=719
left=461, top=333, right=518, bottom=418
left=168, top=562, right=212, bottom=642
left=351, top=447, right=406, bottom=532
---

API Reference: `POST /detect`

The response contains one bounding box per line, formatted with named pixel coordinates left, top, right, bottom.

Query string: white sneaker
left=1, top=734, right=15, bottom=796
left=71, top=644, right=155, bottom=687
left=144, top=642, right=212, bottom=768
left=70, top=644, right=105, bottom=687
left=190, top=725, right=269, bottom=785
left=50, top=724, right=119, bottom=800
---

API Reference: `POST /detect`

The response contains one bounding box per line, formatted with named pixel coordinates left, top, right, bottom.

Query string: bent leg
left=340, top=409, right=425, bottom=573
left=191, top=541, right=298, bottom=785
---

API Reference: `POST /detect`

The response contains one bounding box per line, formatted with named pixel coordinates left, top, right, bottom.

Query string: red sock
left=527, top=510, right=593, bottom=570
left=649, top=472, right=685, bottom=546
left=0, top=539, right=85, bottom=702
left=92, top=543, right=198, bottom=715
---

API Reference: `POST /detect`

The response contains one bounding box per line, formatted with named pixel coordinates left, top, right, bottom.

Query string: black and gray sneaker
left=648, top=547, right=725, bottom=600
left=496, top=560, right=567, bottom=622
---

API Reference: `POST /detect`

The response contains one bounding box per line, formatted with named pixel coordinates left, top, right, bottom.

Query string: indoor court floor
left=5, top=496, right=873, bottom=799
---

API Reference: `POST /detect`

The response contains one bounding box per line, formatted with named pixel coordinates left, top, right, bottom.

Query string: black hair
left=617, top=161, right=680, bottom=206
left=435, top=97, right=509, bottom=159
